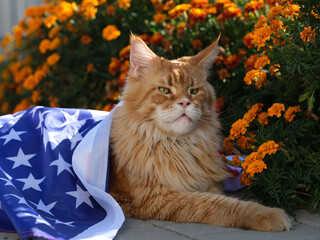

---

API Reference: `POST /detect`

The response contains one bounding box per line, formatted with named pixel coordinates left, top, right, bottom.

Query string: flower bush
left=0, top=0, right=319, bottom=213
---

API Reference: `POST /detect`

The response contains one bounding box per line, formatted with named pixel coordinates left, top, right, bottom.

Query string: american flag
left=0, top=105, right=124, bottom=239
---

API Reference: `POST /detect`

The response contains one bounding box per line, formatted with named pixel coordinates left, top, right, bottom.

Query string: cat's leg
left=131, top=188, right=291, bottom=232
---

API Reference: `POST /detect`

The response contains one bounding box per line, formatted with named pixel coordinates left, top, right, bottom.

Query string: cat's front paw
left=248, top=207, right=291, bottom=232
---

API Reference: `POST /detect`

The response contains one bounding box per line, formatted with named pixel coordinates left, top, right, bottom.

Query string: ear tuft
left=130, top=34, right=157, bottom=77
left=193, top=34, right=220, bottom=71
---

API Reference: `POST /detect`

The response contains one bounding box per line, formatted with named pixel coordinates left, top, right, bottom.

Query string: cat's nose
left=178, top=99, right=191, bottom=109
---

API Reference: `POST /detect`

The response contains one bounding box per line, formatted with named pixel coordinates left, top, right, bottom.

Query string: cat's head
left=121, top=34, right=220, bottom=136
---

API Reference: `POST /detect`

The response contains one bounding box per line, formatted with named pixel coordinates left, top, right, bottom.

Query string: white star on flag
left=70, top=132, right=83, bottom=150
left=0, top=178, right=16, bottom=188
left=60, top=110, right=80, bottom=128
left=54, top=219, right=75, bottom=227
left=43, top=129, right=60, bottom=151
left=66, top=185, right=94, bottom=209
left=16, top=173, right=45, bottom=191
left=6, top=148, right=36, bottom=169
left=49, top=154, right=74, bottom=176
left=32, top=200, right=57, bottom=216
left=0, top=128, right=27, bottom=145
left=30, top=106, right=43, bottom=118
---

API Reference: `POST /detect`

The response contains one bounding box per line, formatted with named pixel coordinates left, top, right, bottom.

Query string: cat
left=109, top=34, right=291, bottom=232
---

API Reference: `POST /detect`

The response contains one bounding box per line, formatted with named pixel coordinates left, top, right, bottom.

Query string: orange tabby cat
left=109, top=34, right=291, bottom=231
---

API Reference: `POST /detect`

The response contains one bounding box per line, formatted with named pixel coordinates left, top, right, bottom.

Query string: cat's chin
left=160, top=116, right=197, bottom=136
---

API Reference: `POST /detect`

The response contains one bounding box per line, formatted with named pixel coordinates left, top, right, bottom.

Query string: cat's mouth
left=175, top=113, right=192, bottom=122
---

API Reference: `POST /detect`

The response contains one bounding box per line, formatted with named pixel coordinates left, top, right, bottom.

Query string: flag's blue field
left=0, top=106, right=124, bottom=240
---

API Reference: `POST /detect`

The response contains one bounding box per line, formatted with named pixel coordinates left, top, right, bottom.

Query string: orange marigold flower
left=267, top=5, right=283, bottom=21
left=232, top=155, right=241, bottom=168
left=240, top=172, right=252, bottom=186
left=243, top=32, right=254, bottom=48
left=224, top=54, right=240, bottom=69
left=237, top=134, right=255, bottom=151
left=81, top=35, right=92, bottom=44
left=258, top=140, right=279, bottom=157
left=311, top=9, right=320, bottom=19
left=223, top=137, right=234, bottom=155
left=23, top=74, right=38, bottom=90
left=119, top=45, right=131, bottom=59
left=150, top=33, right=164, bottom=45
left=168, top=4, right=191, bottom=19
left=217, top=69, right=230, bottom=80
left=118, top=72, right=127, bottom=85
left=254, top=15, right=267, bottom=29
left=215, top=0, right=232, bottom=10
left=153, top=12, right=167, bottom=23
left=214, top=55, right=224, bottom=66
left=12, top=25, right=24, bottom=40
left=48, top=26, right=61, bottom=39
left=102, top=104, right=114, bottom=112
left=49, top=37, right=61, bottom=50
left=49, top=96, right=59, bottom=108
left=102, top=25, right=121, bottom=41
left=229, top=119, right=249, bottom=140
left=257, top=112, right=269, bottom=126
left=44, top=15, right=57, bottom=28
left=31, top=90, right=41, bottom=104
left=267, top=103, right=285, bottom=117
left=215, top=96, right=226, bottom=114
left=243, top=103, right=263, bottom=123
left=204, top=4, right=217, bottom=15
left=254, top=55, right=271, bottom=69
left=242, top=151, right=264, bottom=172
left=188, top=8, right=207, bottom=23
left=246, top=159, right=267, bottom=176
left=281, top=4, right=300, bottom=20
left=84, top=6, right=98, bottom=20
left=81, top=0, right=99, bottom=9
left=177, top=22, right=187, bottom=35
left=221, top=3, right=242, bottom=20
left=108, top=57, right=121, bottom=75
left=46, top=53, right=60, bottom=66
left=55, top=1, right=75, bottom=22
left=284, top=106, right=301, bottom=123
left=270, top=19, right=285, bottom=36
left=26, top=17, right=43, bottom=35
left=244, top=0, right=264, bottom=14
left=300, top=26, right=316, bottom=43
left=87, top=63, right=94, bottom=73
left=106, top=5, right=116, bottom=15
left=269, top=63, right=280, bottom=76
left=245, top=54, right=259, bottom=71
left=191, top=39, right=203, bottom=49
left=1, top=34, right=13, bottom=48
left=252, top=25, right=272, bottom=50
left=190, top=0, right=208, bottom=8
left=13, top=99, right=33, bottom=113
left=118, top=0, right=131, bottom=10
left=244, top=69, right=267, bottom=88
left=39, top=39, right=51, bottom=54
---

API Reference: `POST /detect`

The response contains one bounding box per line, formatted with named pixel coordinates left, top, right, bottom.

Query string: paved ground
left=1, top=191, right=320, bottom=240
left=1, top=209, right=319, bottom=240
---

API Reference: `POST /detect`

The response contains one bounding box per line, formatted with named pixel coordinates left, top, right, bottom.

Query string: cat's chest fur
left=110, top=106, right=227, bottom=193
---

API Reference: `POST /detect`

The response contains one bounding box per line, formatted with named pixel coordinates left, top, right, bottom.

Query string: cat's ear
left=192, top=34, right=220, bottom=71
left=129, top=34, right=157, bottom=77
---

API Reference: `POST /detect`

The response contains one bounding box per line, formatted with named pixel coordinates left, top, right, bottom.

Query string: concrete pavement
left=1, top=209, right=319, bottom=240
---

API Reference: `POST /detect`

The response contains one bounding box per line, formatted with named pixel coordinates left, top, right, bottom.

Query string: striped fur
left=109, top=35, right=291, bottom=231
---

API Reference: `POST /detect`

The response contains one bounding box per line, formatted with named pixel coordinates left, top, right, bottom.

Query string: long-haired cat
left=109, top=34, right=291, bottom=231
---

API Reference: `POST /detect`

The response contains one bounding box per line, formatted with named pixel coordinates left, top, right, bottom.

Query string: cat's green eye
left=158, top=87, right=171, bottom=94
left=190, top=88, right=199, bottom=95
